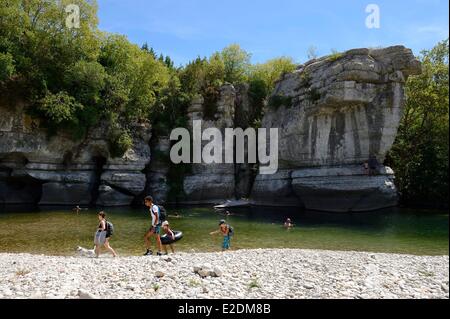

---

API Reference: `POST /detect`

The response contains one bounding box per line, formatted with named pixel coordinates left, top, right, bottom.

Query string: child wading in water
left=210, top=219, right=233, bottom=251
left=161, top=221, right=175, bottom=254
left=94, top=211, right=117, bottom=258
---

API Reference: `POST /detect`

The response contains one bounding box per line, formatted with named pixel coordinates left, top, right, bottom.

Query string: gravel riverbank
left=0, top=249, right=448, bottom=299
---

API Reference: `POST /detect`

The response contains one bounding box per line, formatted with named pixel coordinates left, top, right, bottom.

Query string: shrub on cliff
left=108, top=128, right=133, bottom=158
left=248, top=78, right=268, bottom=123
left=36, top=91, right=84, bottom=138
left=249, top=57, right=296, bottom=92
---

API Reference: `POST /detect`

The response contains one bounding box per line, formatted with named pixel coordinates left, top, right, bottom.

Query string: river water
left=0, top=205, right=448, bottom=256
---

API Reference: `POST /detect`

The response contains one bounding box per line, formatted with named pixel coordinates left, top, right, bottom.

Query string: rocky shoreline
left=0, top=249, right=448, bottom=299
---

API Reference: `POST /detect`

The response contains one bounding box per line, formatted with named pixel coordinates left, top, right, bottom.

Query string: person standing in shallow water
left=143, top=195, right=163, bottom=256
left=210, top=219, right=233, bottom=251
left=94, top=211, right=117, bottom=258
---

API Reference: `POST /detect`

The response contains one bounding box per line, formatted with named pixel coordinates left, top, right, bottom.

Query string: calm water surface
left=0, top=206, right=448, bottom=256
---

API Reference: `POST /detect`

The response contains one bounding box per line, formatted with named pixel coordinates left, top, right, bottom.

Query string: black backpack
left=228, top=225, right=234, bottom=236
left=156, top=205, right=167, bottom=222
left=105, top=220, right=114, bottom=236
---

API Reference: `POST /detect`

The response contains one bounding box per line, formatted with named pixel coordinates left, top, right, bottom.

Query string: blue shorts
left=222, top=235, right=231, bottom=249
left=149, top=225, right=161, bottom=235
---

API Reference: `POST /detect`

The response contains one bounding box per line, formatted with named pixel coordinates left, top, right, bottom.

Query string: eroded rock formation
left=251, top=46, right=421, bottom=211
left=0, top=101, right=151, bottom=206
left=0, top=45, right=421, bottom=212
left=181, top=85, right=237, bottom=203
left=145, top=136, right=171, bottom=204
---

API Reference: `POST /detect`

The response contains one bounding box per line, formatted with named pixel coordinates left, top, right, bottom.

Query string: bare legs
left=163, top=244, right=175, bottom=255
left=95, top=238, right=117, bottom=257
left=104, top=238, right=117, bottom=257
left=94, top=244, right=100, bottom=257
left=144, top=229, right=162, bottom=253
left=156, top=235, right=162, bottom=252
left=144, top=230, right=152, bottom=250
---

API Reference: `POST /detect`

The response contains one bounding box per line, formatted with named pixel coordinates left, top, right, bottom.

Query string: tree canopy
left=386, top=39, right=449, bottom=207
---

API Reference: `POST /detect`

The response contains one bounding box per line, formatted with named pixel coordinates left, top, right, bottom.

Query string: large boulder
left=290, top=166, right=397, bottom=212
left=251, top=45, right=421, bottom=211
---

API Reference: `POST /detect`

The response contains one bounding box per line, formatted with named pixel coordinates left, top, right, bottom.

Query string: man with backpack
left=143, top=195, right=164, bottom=256
left=210, top=219, right=234, bottom=251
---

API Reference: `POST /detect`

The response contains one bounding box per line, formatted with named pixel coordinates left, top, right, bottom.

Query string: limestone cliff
left=181, top=85, right=237, bottom=204
left=0, top=45, right=421, bottom=212
left=0, top=101, right=151, bottom=206
left=251, top=46, right=421, bottom=211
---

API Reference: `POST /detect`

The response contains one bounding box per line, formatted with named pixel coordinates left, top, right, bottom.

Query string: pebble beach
left=0, top=249, right=448, bottom=299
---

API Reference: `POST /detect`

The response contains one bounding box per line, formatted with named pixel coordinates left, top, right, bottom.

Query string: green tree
left=220, top=44, right=251, bottom=84
left=36, top=91, right=84, bottom=137
left=179, top=57, right=208, bottom=95
left=206, top=52, right=225, bottom=87
left=0, top=0, right=171, bottom=157
left=386, top=39, right=449, bottom=207
left=250, top=57, right=296, bottom=92
left=0, top=0, right=100, bottom=94
left=64, top=60, right=106, bottom=106
left=0, top=52, right=15, bottom=81
left=0, top=0, right=99, bottom=132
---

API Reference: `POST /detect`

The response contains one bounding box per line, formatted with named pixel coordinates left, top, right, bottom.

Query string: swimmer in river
left=73, top=205, right=88, bottom=214
left=215, top=210, right=232, bottom=216
left=284, top=218, right=294, bottom=229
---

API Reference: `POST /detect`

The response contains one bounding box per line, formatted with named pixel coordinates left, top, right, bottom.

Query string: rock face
left=0, top=45, right=421, bottom=212
left=145, top=136, right=171, bottom=203
left=251, top=46, right=421, bottom=211
left=0, top=101, right=151, bottom=206
left=181, top=86, right=237, bottom=204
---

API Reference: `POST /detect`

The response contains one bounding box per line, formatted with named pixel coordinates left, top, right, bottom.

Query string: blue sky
left=97, top=0, right=449, bottom=66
